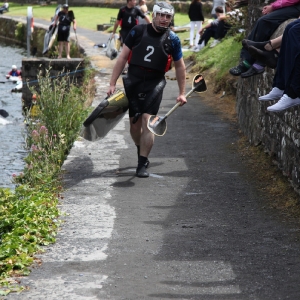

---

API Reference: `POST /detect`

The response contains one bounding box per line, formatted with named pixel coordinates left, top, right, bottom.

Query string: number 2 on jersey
left=144, top=46, right=154, bottom=62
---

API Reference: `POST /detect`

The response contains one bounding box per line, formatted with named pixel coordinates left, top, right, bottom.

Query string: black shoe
left=136, top=165, right=149, bottom=178
left=248, top=46, right=278, bottom=69
left=229, top=62, right=249, bottom=76
left=242, top=39, right=270, bottom=51
left=241, top=65, right=265, bottom=78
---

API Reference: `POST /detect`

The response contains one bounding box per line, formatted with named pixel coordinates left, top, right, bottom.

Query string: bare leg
left=266, top=35, right=282, bottom=52
left=130, top=114, right=153, bottom=177
left=139, top=114, right=154, bottom=157
left=66, top=42, right=71, bottom=59
left=130, top=114, right=154, bottom=157
left=58, top=42, right=63, bottom=58
left=130, top=116, right=143, bottom=146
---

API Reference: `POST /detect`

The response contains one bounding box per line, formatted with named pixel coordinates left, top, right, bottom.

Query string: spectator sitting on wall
left=241, top=34, right=282, bottom=72
left=229, top=0, right=300, bottom=78
left=257, top=19, right=300, bottom=112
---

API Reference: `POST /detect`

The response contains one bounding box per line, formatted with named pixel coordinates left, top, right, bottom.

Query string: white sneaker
left=193, top=42, right=205, bottom=52
left=258, top=87, right=284, bottom=101
left=210, top=39, right=220, bottom=48
left=267, top=94, right=300, bottom=112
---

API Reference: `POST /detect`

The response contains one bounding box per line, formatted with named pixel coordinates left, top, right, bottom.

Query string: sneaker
left=193, top=41, right=205, bottom=52
left=136, top=165, right=149, bottom=178
left=258, top=87, right=284, bottom=101
left=267, top=94, right=300, bottom=112
left=210, top=39, right=220, bottom=48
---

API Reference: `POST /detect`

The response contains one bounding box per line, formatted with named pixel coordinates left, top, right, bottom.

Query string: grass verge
left=0, top=63, right=94, bottom=296
left=7, top=3, right=191, bottom=30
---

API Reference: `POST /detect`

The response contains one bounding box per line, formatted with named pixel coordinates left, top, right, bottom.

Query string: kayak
left=7, top=76, right=21, bottom=83
left=11, top=79, right=23, bottom=93
left=43, top=5, right=61, bottom=55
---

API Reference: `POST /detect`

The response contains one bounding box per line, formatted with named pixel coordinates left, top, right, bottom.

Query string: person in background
left=211, top=0, right=225, bottom=19
left=188, top=0, right=204, bottom=49
left=193, top=6, right=225, bottom=52
left=107, top=2, right=187, bottom=178
left=137, top=0, right=149, bottom=25
left=241, top=34, right=282, bottom=71
left=229, top=0, right=300, bottom=77
left=6, top=65, right=21, bottom=79
left=112, top=0, right=151, bottom=74
left=55, top=4, right=77, bottom=59
left=0, top=1, right=8, bottom=14
left=112, top=0, right=150, bottom=45
left=257, top=19, right=300, bottom=112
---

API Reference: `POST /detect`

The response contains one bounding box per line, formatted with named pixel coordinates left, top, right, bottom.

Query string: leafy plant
left=0, top=66, right=92, bottom=294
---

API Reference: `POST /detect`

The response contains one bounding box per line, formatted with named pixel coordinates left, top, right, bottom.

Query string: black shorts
left=120, top=29, right=131, bottom=43
left=57, top=25, right=70, bottom=42
left=123, top=65, right=166, bottom=118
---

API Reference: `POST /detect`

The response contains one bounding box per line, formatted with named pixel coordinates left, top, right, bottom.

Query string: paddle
left=0, top=109, right=9, bottom=118
left=147, top=74, right=207, bottom=137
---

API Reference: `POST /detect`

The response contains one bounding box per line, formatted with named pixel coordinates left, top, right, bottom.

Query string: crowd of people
left=228, top=0, right=300, bottom=112
left=105, top=0, right=300, bottom=178
left=185, top=0, right=300, bottom=112
left=6, top=0, right=296, bottom=176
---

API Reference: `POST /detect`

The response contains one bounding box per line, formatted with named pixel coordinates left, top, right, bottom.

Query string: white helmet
left=153, top=2, right=174, bottom=32
left=12, top=65, right=17, bottom=70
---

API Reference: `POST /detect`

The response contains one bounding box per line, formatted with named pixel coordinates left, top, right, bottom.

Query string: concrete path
left=5, top=19, right=300, bottom=300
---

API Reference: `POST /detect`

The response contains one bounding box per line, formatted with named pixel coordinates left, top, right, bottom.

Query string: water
left=0, top=42, right=27, bottom=189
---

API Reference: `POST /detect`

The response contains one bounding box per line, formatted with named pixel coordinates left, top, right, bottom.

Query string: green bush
left=0, top=67, right=91, bottom=295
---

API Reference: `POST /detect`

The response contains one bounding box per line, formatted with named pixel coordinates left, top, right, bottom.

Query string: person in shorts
left=55, top=4, right=77, bottom=59
left=107, top=2, right=187, bottom=178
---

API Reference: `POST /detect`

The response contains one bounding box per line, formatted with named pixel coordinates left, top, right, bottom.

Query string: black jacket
left=188, top=2, right=204, bottom=22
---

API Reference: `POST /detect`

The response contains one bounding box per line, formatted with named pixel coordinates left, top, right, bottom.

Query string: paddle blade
left=193, top=74, right=207, bottom=93
left=147, top=115, right=167, bottom=136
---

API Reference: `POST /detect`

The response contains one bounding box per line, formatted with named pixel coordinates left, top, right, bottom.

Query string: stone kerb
left=236, top=19, right=300, bottom=192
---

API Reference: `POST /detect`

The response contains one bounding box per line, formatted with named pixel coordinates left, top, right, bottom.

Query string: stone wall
left=236, top=0, right=300, bottom=191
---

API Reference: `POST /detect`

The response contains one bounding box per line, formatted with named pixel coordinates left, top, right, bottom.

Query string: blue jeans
left=273, top=19, right=300, bottom=98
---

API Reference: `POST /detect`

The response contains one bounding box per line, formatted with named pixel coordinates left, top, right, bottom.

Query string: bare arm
left=107, top=45, right=131, bottom=95
left=73, top=19, right=77, bottom=31
left=174, top=58, right=187, bottom=105
left=112, top=20, right=121, bottom=35
left=54, top=15, right=59, bottom=26
left=144, top=15, right=151, bottom=24
left=200, top=21, right=211, bottom=34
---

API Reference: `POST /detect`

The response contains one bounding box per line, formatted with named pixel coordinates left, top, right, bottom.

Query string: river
left=0, top=41, right=27, bottom=189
